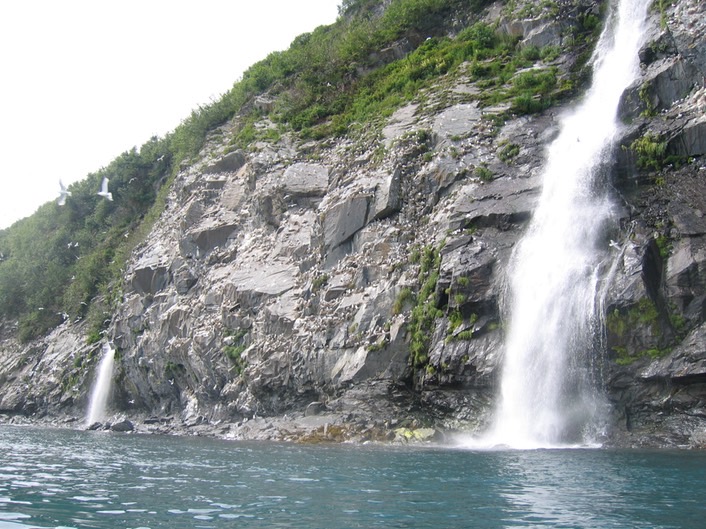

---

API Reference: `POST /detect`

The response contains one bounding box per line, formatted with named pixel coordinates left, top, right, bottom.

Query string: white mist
left=482, top=0, right=651, bottom=449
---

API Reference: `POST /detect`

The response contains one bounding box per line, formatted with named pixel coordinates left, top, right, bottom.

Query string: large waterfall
left=483, top=0, right=651, bottom=448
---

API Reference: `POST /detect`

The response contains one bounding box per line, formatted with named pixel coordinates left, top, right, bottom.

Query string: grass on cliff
left=0, top=0, right=600, bottom=342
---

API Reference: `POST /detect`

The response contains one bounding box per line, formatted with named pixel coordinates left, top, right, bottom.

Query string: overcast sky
left=0, top=0, right=341, bottom=229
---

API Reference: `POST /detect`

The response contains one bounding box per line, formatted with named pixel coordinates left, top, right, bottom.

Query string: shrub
left=475, top=164, right=493, bottom=182
left=498, top=142, right=520, bottom=162
left=629, top=133, right=666, bottom=170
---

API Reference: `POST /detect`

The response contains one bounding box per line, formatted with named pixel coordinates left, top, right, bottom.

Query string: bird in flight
left=97, top=177, right=113, bottom=201
left=57, top=180, right=71, bottom=205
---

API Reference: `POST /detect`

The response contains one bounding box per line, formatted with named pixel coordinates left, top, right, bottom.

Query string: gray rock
left=189, top=221, right=238, bottom=253
left=668, top=116, right=706, bottom=158
left=322, top=195, right=371, bottom=251
left=174, top=266, right=197, bottom=295
left=432, top=103, right=481, bottom=139
left=372, top=167, right=403, bottom=220
left=111, top=419, right=135, bottom=432
left=132, top=265, right=170, bottom=295
left=640, top=323, right=706, bottom=382
left=282, top=163, right=329, bottom=196
left=638, top=30, right=678, bottom=65
left=203, top=150, right=246, bottom=174
left=446, top=175, right=539, bottom=231
left=619, top=58, right=699, bottom=119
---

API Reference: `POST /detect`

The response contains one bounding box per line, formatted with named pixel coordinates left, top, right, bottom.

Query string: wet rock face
left=603, top=0, right=706, bottom=447
left=1, top=0, right=705, bottom=446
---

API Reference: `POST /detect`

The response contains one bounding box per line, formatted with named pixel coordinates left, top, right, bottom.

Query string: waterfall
left=86, top=341, right=116, bottom=426
left=483, top=0, right=651, bottom=449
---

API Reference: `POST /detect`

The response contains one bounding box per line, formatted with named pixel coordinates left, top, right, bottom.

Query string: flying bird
left=57, top=180, right=71, bottom=205
left=97, top=177, right=113, bottom=201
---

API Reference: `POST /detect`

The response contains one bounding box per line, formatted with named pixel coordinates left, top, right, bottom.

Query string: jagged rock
left=203, top=150, right=246, bottom=174
left=432, top=103, right=481, bottom=139
left=257, top=192, right=287, bottom=228
left=271, top=211, right=317, bottom=258
left=639, top=29, right=678, bottom=65
left=132, top=265, right=170, bottom=295
left=322, top=194, right=371, bottom=251
left=3, top=0, right=706, bottom=448
left=221, top=163, right=254, bottom=211
left=445, top=175, right=539, bottom=231
left=174, top=265, right=197, bottom=295
left=219, top=262, right=297, bottom=310
left=523, top=20, right=562, bottom=48
left=188, top=219, right=238, bottom=254
left=131, top=247, right=171, bottom=294
left=619, top=58, right=699, bottom=119
left=331, top=346, right=382, bottom=385
left=668, top=116, right=706, bottom=158
left=111, top=419, right=135, bottom=432
left=382, top=103, right=419, bottom=147
left=282, top=163, right=329, bottom=197
left=640, top=323, right=706, bottom=382
left=253, top=96, right=275, bottom=113
left=371, top=167, right=403, bottom=220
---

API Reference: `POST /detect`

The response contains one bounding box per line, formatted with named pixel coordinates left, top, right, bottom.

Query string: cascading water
left=86, top=341, right=115, bottom=426
left=480, top=0, right=651, bottom=449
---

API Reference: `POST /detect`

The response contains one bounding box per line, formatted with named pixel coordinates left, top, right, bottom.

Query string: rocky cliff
left=1, top=0, right=705, bottom=447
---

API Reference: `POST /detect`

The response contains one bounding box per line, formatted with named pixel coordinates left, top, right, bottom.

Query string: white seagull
left=57, top=180, right=71, bottom=205
left=97, top=177, right=113, bottom=201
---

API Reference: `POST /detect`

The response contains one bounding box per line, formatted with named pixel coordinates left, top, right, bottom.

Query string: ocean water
left=1, top=426, right=705, bottom=528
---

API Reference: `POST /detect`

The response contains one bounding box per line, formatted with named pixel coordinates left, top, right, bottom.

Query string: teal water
left=1, top=426, right=705, bottom=529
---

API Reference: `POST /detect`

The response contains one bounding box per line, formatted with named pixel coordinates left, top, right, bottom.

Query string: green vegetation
left=409, top=245, right=444, bottom=368
left=654, top=0, right=668, bottom=30
left=654, top=233, right=672, bottom=259
left=0, top=0, right=604, bottom=343
left=1, top=140, right=174, bottom=342
left=498, top=142, right=520, bottom=162
left=224, top=328, right=248, bottom=375
left=638, top=83, right=657, bottom=117
left=475, top=164, right=494, bottom=182
left=613, top=345, right=670, bottom=366
left=393, top=287, right=415, bottom=315
left=607, top=298, right=660, bottom=339
left=312, top=273, right=330, bottom=291
left=448, top=309, right=464, bottom=333
left=628, top=133, right=667, bottom=171
left=607, top=297, right=685, bottom=364
left=164, top=360, right=185, bottom=378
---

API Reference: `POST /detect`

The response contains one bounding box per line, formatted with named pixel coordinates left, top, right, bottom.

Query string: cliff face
left=1, top=0, right=705, bottom=447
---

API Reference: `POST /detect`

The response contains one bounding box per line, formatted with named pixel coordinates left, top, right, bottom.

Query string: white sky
left=0, top=0, right=341, bottom=229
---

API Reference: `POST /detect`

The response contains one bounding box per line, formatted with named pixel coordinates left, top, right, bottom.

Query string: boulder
left=322, top=195, right=371, bottom=251
left=282, top=163, right=329, bottom=197
left=132, top=265, right=170, bottom=295
left=371, top=167, right=403, bottom=220
left=111, top=419, right=135, bottom=432
left=446, top=176, right=539, bottom=231
left=667, top=116, right=706, bottom=158
left=619, top=58, right=699, bottom=119
left=432, top=103, right=482, bottom=139
left=638, top=30, right=678, bottom=65
left=640, top=323, right=706, bottom=383
left=189, top=221, right=238, bottom=253
left=131, top=250, right=171, bottom=294
left=203, top=150, right=246, bottom=174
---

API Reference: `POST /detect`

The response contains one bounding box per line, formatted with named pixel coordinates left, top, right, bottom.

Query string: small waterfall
left=86, top=341, right=116, bottom=426
left=482, top=0, right=651, bottom=448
